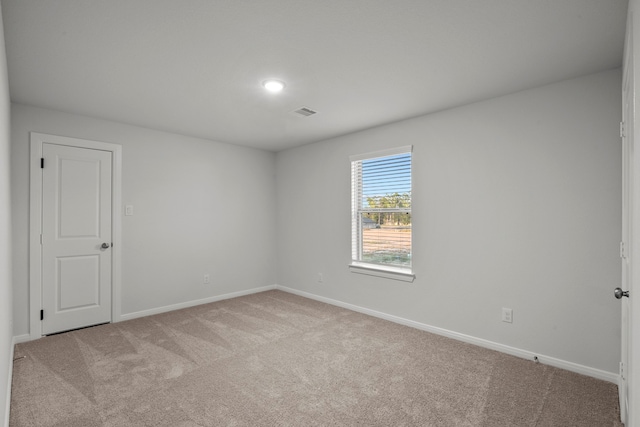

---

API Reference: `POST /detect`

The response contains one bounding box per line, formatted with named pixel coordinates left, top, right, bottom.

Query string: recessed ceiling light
left=262, top=79, right=285, bottom=93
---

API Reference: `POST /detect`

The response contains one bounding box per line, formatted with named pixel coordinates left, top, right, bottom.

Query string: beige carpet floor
left=10, top=290, right=621, bottom=426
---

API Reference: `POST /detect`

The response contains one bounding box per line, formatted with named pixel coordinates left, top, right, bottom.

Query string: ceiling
left=0, top=1, right=629, bottom=152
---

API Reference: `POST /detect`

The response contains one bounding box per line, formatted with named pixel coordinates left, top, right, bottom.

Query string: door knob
left=101, top=243, right=111, bottom=249
left=614, top=287, right=630, bottom=299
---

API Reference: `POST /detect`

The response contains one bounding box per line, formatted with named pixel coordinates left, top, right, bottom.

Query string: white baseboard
left=11, top=284, right=618, bottom=386
left=275, top=285, right=619, bottom=385
left=119, top=285, right=277, bottom=322
left=12, top=335, right=30, bottom=345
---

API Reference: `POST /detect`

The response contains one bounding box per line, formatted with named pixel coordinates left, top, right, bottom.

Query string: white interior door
left=621, top=9, right=637, bottom=425
left=620, top=70, right=631, bottom=424
left=41, top=142, right=113, bottom=335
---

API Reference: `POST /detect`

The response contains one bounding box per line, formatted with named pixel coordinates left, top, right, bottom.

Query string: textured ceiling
left=1, top=0, right=629, bottom=151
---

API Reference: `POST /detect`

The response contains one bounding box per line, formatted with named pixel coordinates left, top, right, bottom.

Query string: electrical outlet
left=317, top=273, right=323, bottom=283
left=203, top=274, right=210, bottom=284
left=125, top=205, right=134, bottom=216
left=502, top=308, right=513, bottom=323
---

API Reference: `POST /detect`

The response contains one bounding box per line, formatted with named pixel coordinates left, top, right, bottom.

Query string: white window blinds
left=351, top=146, right=412, bottom=270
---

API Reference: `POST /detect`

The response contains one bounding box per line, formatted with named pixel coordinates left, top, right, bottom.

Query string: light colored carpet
left=10, top=290, right=621, bottom=426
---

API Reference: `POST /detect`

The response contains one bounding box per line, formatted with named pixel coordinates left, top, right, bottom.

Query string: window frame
left=349, top=146, right=415, bottom=282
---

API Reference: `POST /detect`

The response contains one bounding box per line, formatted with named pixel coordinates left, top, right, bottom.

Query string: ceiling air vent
left=292, top=106, right=318, bottom=117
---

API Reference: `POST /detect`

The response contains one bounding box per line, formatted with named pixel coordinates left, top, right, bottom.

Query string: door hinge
left=621, top=241, right=626, bottom=259
left=40, top=158, right=44, bottom=168
left=620, top=121, right=626, bottom=139
left=40, top=310, right=44, bottom=321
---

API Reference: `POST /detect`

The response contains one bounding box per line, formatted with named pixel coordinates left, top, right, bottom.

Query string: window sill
left=349, top=262, right=415, bottom=282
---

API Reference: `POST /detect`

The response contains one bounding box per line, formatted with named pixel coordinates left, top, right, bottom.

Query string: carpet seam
left=532, top=367, right=555, bottom=427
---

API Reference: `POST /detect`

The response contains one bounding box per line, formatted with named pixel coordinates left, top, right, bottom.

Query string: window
left=350, top=146, right=414, bottom=281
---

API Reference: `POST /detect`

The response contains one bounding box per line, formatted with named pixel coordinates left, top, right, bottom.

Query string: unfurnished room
left=0, top=1, right=639, bottom=426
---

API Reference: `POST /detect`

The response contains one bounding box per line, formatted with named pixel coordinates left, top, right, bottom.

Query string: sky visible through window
left=361, top=153, right=411, bottom=207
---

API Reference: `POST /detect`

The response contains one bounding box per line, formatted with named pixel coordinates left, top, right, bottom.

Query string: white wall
left=11, top=104, right=277, bottom=336
left=276, top=69, right=623, bottom=374
left=0, top=3, right=12, bottom=425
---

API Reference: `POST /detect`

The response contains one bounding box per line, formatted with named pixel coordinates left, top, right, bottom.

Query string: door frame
left=29, top=132, right=122, bottom=339
left=621, top=53, right=632, bottom=426
left=625, top=3, right=640, bottom=425
left=620, top=10, right=633, bottom=423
